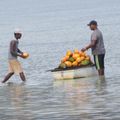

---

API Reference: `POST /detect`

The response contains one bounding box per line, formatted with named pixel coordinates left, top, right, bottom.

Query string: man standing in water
left=2, top=29, right=26, bottom=83
left=81, top=20, right=105, bottom=76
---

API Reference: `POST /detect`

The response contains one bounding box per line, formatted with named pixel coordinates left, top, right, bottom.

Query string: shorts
left=94, top=54, right=105, bottom=70
left=8, top=60, right=23, bottom=75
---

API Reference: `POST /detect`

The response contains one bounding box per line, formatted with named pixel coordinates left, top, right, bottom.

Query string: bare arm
left=17, top=48, right=23, bottom=54
left=82, top=39, right=97, bottom=51
left=81, top=30, right=98, bottom=52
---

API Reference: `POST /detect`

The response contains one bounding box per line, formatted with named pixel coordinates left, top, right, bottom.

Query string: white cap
left=14, top=28, right=22, bottom=34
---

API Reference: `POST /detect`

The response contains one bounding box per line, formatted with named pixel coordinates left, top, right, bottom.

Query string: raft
left=51, top=65, right=97, bottom=80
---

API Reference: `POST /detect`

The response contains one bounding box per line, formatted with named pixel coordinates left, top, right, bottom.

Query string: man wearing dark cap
left=81, top=20, right=105, bottom=76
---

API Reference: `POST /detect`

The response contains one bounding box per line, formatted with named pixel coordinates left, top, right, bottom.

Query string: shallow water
left=0, top=0, right=120, bottom=119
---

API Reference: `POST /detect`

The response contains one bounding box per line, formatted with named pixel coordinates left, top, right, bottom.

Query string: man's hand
left=81, top=48, right=87, bottom=52
left=18, top=54, right=26, bottom=59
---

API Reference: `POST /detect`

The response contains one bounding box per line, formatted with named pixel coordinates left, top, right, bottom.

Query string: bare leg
left=19, top=72, right=26, bottom=82
left=98, top=69, right=105, bottom=76
left=2, top=72, right=14, bottom=83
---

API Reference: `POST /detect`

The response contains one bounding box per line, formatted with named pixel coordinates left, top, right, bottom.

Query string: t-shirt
left=8, top=40, right=19, bottom=60
left=91, top=28, right=105, bottom=55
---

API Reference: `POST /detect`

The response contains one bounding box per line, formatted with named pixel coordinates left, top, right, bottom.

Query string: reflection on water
left=95, top=76, right=107, bottom=95
left=1, top=83, right=34, bottom=120
left=1, top=77, right=108, bottom=120
left=1, top=75, right=120, bottom=119
left=52, top=77, right=108, bottom=120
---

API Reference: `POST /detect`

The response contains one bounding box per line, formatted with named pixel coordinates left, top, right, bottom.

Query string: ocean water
left=0, top=0, right=120, bottom=119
